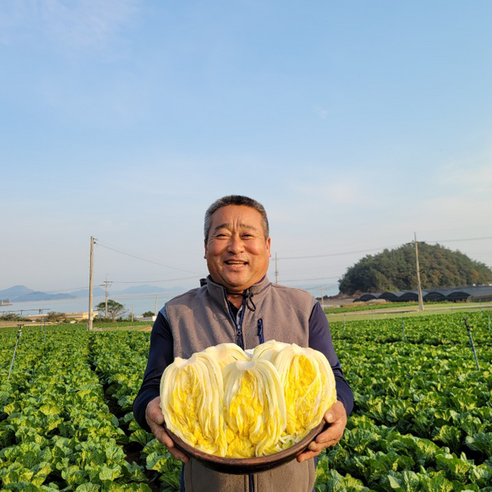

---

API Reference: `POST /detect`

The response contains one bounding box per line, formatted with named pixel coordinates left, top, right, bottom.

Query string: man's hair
left=204, top=195, right=269, bottom=241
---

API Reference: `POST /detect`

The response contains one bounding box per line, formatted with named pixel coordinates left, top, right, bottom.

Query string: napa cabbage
left=160, top=341, right=336, bottom=458
left=203, top=342, right=251, bottom=369
left=271, top=344, right=337, bottom=445
left=251, top=340, right=290, bottom=363
left=160, top=352, right=227, bottom=456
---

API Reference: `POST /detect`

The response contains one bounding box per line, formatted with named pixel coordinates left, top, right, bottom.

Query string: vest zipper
left=227, top=297, right=247, bottom=349
left=257, top=318, right=264, bottom=344
left=225, top=292, right=255, bottom=492
left=249, top=473, right=255, bottom=492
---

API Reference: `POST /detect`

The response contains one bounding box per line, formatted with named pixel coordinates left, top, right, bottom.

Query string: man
left=133, top=195, right=353, bottom=492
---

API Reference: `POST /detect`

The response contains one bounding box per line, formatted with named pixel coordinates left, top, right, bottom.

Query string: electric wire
left=278, top=276, right=341, bottom=282
left=96, top=241, right=202, bottom=275
left=4, top=235, right=489, bottom=301
left=278, top=246, right=394, bottom=261
left=111, top=276, right=200, bottom=284
left=277, top=236, right=492, bottom=261
left=430, top=236, right=492, bottom=243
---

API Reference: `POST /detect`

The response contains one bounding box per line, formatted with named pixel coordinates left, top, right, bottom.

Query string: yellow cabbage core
left=273, top=344, right=337, bottom=445
left=223, top=360, right=286, bottom=457
left=160, top=352, right=227, bottom=456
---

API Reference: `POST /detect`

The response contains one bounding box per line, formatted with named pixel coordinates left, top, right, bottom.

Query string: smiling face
left=205, top=205, right=271, bottom=294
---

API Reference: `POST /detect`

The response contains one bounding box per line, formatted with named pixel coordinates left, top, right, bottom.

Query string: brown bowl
left=164, top=421, right=327, bottom=475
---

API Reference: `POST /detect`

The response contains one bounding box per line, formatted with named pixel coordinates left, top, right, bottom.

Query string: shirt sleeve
left=132, top=310, right=174, bottom=431
left=308, top=302, right=354, bottom=415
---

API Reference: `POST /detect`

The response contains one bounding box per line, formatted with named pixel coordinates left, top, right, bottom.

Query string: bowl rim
left=164, top=420, right=327, bottom=474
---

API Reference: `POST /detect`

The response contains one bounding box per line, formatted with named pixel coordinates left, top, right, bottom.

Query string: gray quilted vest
left=163, top=276, right=318, bottom=492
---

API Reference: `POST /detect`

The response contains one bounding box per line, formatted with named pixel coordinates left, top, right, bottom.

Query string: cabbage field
left=1, top=310, right=492, bottom=491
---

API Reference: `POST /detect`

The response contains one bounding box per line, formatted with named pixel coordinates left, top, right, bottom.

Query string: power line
left=111, top=276, right=200, bottom=284
left=278, top=246, right=398, bottom=261
left=107, top=290, right=185, bottom=298
left=11, top=234, right=487, bottom=297
left=96, top=242, right=202, bottom=275
left=429, top=236, right=492, bottom=243
left=33, top=286, right=89, bottom=294
left=277, top=236, right=492, bottom=261
left=272, top=235, right=492, bottom=286
left=300, top=283, right=339, bottom=292
left=279, top=276, right=342, bottom=282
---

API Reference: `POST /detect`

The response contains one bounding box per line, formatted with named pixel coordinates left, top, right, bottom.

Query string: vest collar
left=203, top=275, right=271, bottom=302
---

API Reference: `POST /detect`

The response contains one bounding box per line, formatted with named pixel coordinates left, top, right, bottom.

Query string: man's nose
left=227, top=235, right=245, bottom=253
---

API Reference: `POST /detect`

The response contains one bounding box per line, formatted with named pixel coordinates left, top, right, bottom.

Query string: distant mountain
left=0, top=284, right=181, bottom=303
left=70, top=287, right=105, bottom=297
left=117, top=285, right=170, bottom=295
left=67, top=285, right=170, bottom=296
left=0, top=284, right=181, bottom=302
left=0, top=285, right=75, bottom=302
left=0, top=285, right=34, bottom=299
left=13, top=292, right=75, bottom=302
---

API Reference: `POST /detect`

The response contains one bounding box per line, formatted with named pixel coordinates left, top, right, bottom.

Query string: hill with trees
left=338, top=242, right=492, bottom=295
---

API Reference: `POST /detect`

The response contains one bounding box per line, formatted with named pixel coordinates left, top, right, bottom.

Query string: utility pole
left=88, top=236, right=95, bottom=331
left=100, top=276, right=113, bottom=318
left=8, top=325, right=23, bottom=381
left=321, top=285, right=324, bottom=311
left=274, top=252, right=278, bottom=284
left=414, top=232, right=424, bottom=312
left=39, top=308, right=48, bottom=344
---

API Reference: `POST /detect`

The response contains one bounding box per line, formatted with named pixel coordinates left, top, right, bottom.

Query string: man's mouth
left=224, top=259, right=248, bottom=266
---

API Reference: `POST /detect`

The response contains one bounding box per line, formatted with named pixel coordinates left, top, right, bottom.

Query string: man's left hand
left=297, top=400, right=347, bottom=463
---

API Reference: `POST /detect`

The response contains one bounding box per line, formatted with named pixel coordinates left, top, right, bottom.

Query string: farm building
left=25, top=311, right=99, bottom=321
left=354, top=285, right=492, bottom=303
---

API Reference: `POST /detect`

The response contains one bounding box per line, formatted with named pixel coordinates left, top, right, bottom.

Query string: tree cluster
left=46, top=312, right=66, bottom=322
left=338, top=242, right=492, bottom=296
left=0, top=313, right=25, bottom=321
left=95, top=299, right=127, bottom=321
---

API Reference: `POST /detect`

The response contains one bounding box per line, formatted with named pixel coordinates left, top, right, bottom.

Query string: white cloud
left=436, top=158, right=492, bottom=195
left=44, top=0, right=139, bottom=47
left=292, top=180, right=367, bottom=206
left=0, top=0, right=140, bottom=50
left=314, top=105, right=328, bottom=119
left=399, top=154, right=492, bottom=236
left=0, top=1, right=29, bottom=45
left=417, top=195, right=491, bottom=226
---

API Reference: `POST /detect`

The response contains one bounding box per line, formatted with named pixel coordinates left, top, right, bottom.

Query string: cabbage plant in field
left=2, top=311, right=492, bottom=491
left=160, top=341, right=336, bottom=458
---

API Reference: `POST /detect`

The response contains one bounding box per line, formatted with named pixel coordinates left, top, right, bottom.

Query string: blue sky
left=1, top=0, right=491, bottom=297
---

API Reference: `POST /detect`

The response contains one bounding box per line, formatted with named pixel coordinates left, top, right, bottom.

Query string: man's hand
left=297, top=400, right=347, bottom=463
left=145, top=396, right=189, bottom=463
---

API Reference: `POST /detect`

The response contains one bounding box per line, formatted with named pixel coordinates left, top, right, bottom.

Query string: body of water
left=1, top=283, right=340, bottom=318
left=0, top=292, right=179, bottom=318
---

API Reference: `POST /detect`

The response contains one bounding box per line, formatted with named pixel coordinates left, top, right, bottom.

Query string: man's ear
left=266, top=236, right=271, bottom=257
left=204, top=239, right=208, bottom=259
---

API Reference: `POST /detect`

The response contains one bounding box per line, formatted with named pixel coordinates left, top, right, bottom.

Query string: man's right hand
left=145, top=396, right=190, bottom=463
